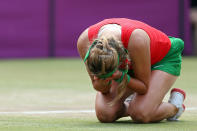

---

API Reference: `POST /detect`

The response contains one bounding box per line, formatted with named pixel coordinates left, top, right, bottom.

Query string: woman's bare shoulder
left=77, top=28, right=90, bottom=59
left=128, top=29, right=150, bottom=51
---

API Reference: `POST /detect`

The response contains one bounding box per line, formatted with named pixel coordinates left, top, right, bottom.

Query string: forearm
left=127, top=77, right=148, bottom=95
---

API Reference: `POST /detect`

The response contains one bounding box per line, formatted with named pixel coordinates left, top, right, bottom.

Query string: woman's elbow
left=138, top=84, right=148, bottom=95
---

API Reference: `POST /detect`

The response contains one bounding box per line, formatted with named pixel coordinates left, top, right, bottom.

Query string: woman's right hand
left=111, top=70, right=122, bottom=80
left=93, top=76, right=112, bottom=94
left=92, top=70, right=123, bottom=93
left=93, top=76, right=111, bottom=86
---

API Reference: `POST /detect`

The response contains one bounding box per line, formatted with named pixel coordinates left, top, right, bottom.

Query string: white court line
left=0, top=108, right=196, bottom=115
left=0, top=110, right=95, bottom=115
left=186, top=107, right=197, bottom=111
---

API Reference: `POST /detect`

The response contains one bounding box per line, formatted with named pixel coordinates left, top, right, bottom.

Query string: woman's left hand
left=110, top=70, right=122, bottom=80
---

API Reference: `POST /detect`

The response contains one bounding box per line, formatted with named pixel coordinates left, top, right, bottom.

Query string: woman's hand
left=93, top=76, right=112, bottom=93
left=94, top=70, right=122, bottom=82
left=92, top=70, right=122, bottom=93
left=93, top=76, right=111, bottom=85
left=111, top=70, right=122, bottom=80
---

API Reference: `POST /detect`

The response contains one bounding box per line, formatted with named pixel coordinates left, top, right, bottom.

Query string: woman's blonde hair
left=86, top=36, right=129, bottom=105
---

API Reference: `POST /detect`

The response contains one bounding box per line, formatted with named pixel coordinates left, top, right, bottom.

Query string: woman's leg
left=128, top=70, right=180, bottom=123
left=95, top=81, right=133, bottom=122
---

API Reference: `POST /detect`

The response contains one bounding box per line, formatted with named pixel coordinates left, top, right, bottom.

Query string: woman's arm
left=127, top=29, right=151, bottom=94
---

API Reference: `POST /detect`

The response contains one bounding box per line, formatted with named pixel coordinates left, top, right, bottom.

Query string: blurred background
left=0, top=0, right=195, bottom=58
left=0, top=1, right=197, bottom=130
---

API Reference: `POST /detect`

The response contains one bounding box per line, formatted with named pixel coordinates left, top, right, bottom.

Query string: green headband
left=83, top=40, right=97, bottom=62
left=83, top=40, right=119, bottom=79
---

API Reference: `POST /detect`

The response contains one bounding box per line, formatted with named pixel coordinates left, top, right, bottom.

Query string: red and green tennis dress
left=88, top=18, right=184, bottom=76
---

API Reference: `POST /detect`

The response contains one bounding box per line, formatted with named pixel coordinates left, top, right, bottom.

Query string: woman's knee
left=95, top=90, right=126, bottom=123
left=95, top=100, right=124, bottom=123
left=96, top=107, right=118, bottom=123
left=128, top=104, right=153, bottom=123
